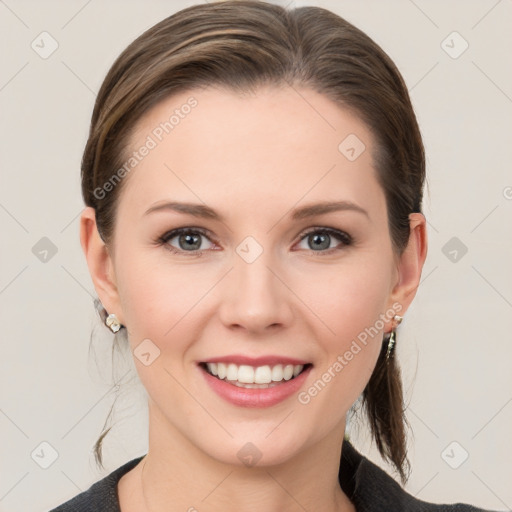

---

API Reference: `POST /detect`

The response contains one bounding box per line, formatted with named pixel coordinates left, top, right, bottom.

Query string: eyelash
left=157, top=226, right=353, bottom=257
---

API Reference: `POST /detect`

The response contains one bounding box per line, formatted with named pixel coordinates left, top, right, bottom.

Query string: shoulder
left=340, top=440, right=498, bottom=512
left=48, top=456, right=144, bottom=512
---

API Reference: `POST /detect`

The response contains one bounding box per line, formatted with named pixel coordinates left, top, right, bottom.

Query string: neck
left=136, top=404, right=355, bottom=512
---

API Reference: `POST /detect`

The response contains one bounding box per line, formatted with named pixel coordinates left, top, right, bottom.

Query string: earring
left=385, top=314, right=403, bottom=361
left=385, top=330, right=396, bottom=360
left=106, top=313, right=121, bottom=333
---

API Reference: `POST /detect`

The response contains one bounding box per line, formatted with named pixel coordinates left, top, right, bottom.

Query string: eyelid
left=160, top=226, right=212, bottom=239
left=294, top=226, right=353, bottom=254
left=298, top=226, right=352, bottom=245
left=158, top=227, right=218, bottom=253
left=158, top=225, right=353, bottom=254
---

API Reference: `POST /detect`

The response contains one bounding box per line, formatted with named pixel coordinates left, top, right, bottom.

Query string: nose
left=217, top=248, right=294, bottom=335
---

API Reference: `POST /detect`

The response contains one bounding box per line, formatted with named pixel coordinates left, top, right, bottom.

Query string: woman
left=50, top=1, right=497, bottom=510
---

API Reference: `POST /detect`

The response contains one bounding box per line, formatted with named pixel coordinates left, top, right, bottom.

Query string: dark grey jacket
left=49, top=440, right=498, bottom=511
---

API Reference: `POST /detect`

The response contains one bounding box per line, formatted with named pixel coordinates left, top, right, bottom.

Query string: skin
left=80, top=85, right=427, bottom=511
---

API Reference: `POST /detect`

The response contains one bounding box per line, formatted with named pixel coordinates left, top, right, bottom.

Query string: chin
left=188, top=420, right=321, bottom=469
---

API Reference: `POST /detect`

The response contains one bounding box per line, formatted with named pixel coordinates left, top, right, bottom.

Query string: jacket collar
left=339, top=439, right=417, bottom=509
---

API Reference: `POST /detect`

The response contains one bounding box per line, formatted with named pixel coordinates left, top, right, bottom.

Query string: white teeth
left=226, top=363, right=238, bottom=381
left=283, top=365, right=294, bottom=380
left=254, top=365, right=272, bottom=384
left=271, top=365, right=284, bottom=381
left=204, top=362, right=305, bottom=384
left=217, top=362, right=226, bottom=379
left=238, top=365, right=254, bottom=383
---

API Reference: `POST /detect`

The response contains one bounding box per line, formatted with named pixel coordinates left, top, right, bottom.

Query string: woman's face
left=86, top=85, right=423, bottom=467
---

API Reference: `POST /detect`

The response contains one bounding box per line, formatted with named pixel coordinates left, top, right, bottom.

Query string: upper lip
left=200, top=355, right=311, bottom=366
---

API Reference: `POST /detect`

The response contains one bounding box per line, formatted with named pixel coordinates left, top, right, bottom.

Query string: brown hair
left=82, top=0, right=425, bottom=484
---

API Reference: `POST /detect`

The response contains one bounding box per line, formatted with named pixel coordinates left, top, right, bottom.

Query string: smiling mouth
left=199, top=362, right=312, bottom=389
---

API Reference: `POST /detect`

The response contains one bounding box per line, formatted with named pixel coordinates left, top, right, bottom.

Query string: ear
left=80, top=207, right=124, bottom=324
left=386, top=212, right=428, bottom=322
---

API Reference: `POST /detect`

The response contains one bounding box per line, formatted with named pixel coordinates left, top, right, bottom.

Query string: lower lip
left=200, top=365, right=312, bottom=408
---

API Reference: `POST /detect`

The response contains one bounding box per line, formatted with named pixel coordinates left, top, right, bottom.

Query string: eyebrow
left=143, top=200, right=369, bottom=221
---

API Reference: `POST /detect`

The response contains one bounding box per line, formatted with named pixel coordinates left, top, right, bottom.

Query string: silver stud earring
left=105, top=313, right=121, bottom=333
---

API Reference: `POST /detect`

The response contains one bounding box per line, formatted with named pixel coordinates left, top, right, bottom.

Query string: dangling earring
left=105, top=313, right=122, bottom=333
left=385, top=314, right=403, bottom=361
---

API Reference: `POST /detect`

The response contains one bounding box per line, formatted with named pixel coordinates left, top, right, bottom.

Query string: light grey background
left=1, top=1, right=511, bottom=511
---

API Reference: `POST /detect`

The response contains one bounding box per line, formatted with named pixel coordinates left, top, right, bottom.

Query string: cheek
left=114, top=255, right=207, bottom=403
left=115, top=249, right=215, bottom=347
left=293, top=255, right=391, bottom=404
left=296, top=254, right=392, bottom=341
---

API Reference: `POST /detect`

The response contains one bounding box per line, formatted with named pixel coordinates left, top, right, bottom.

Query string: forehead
left=119, top=85, right=383, bottom=218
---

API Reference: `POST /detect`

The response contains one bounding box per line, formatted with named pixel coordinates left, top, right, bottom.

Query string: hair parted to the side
left=82, top=0, right=425, bottom=483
